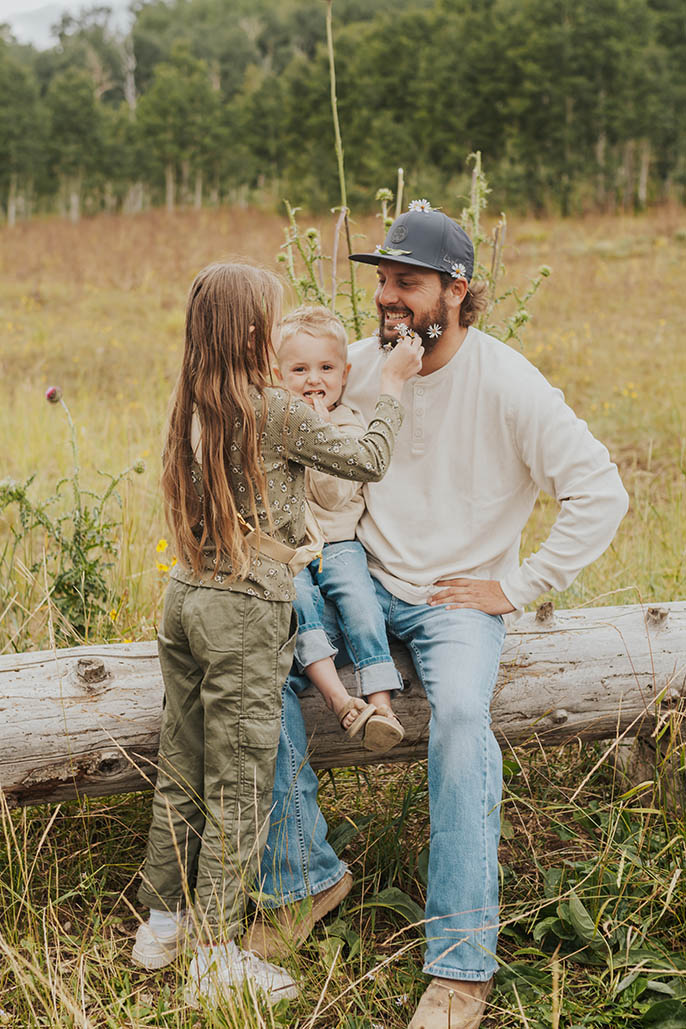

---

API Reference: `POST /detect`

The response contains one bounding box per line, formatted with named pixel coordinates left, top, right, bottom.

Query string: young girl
left=131, top=262, right=422, bottom=1007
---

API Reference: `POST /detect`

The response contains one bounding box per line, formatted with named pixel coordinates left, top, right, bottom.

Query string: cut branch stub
left=75, top=657, right=110, bottom=689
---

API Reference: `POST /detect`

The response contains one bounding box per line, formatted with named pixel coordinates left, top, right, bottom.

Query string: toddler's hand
left=382, top=333, right=424, bottom=385
left=305, top=393, right=332, bottom=422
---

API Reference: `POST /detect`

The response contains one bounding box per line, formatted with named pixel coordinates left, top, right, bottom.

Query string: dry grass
left=1, top=203, right=685, bottom=1026
left=2, top=203, right=684, bottom=646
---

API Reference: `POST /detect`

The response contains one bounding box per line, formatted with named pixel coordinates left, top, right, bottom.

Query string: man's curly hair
left=439, top=273, right=488, bottom=328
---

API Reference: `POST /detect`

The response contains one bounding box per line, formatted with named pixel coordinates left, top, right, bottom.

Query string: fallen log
left=1, top=602, right=684, bottom=808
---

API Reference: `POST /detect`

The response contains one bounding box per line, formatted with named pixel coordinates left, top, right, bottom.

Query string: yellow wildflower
left=156, top=538, right=168, bottom=553
left=157, top=562, right=170, bottom=573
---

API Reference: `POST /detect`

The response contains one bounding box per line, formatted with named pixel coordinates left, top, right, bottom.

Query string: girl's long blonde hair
left=162, top=262, right=282, bottom=579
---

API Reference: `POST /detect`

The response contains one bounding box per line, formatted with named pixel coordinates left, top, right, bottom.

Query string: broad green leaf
left=567, top=890, right=604, bottom=950
left=497, top=962, right=551, bottom=989
left=327, top=813, right=374, bottom=855
left=641, top=999, right=686, bottom=1027
left=533, top=916, right=565, bottom=944
left=646, top=980, right=677, bottom=996
left=417, top=845, right=429, bottom=887
left=362, top=887, right=425, bottom=926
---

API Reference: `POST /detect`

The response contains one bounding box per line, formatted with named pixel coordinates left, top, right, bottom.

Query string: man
left=245, top=206, right=628, bottom=1028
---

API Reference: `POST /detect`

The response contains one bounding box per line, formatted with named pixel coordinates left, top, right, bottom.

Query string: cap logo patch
left=389, top=225, right=408, bottom=244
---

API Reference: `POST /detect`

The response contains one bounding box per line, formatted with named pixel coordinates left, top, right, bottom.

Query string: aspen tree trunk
left=69, top=174, right=81, bottom=223
left=181, top=158, right=190, bottom=204
left=165, top=163, right=175, bottom=212
left=637, top=140, right=651, bottom=210
left=595, top=130, right=607, bottom=210
left=7, top=172, right=17, bottom=226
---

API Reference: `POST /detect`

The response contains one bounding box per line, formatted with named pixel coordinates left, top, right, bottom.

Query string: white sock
left=148, top=907, right=185, bottom=934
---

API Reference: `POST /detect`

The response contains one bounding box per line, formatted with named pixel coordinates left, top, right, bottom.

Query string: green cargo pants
left=138, top=577, right=297, bottom=934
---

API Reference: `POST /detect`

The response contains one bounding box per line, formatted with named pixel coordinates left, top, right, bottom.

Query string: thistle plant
left=461, top=150, right=551, bottom=346
left=0, top=388, right=145, bottom=648
left=279, top=0, right=371, bottom=335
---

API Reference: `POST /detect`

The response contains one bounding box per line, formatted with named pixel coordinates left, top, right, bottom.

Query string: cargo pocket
left=239, top=715, right=281, bottom=793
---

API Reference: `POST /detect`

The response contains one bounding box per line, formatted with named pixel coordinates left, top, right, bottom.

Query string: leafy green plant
left=0, top=386, right=145, bottom=647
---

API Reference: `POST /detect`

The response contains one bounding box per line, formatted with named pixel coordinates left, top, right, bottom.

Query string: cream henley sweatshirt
left=343, top=327, right=629, bottom=611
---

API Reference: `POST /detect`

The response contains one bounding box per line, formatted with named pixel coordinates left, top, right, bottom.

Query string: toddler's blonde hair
left=279, top=305, right=348, bottom=359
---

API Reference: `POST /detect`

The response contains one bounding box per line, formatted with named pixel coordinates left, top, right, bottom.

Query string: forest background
left=2, top=0, right=686, bottom=223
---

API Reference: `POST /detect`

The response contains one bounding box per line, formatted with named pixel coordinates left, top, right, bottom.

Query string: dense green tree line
left=1, top=0, right=684, bottom=221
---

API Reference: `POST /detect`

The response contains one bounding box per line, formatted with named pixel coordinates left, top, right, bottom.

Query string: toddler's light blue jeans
left=259, top=576, right=506, bottom=982
left=293, top=540, right=402, bottom=696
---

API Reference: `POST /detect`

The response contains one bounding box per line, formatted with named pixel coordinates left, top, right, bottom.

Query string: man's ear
left=447, top=278, right=468, bottom=307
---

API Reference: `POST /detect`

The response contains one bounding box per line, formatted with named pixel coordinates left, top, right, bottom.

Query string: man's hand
left=428, top=578, right=516, bottom=615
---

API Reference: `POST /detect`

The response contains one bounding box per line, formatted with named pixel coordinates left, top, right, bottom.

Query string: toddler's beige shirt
left=305, top=402, right=367, bottom=543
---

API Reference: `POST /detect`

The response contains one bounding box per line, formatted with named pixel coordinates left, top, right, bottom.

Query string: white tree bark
left=7, top=172, right=17, bottom=226
left=165, top=163, right=175, bottom=213
left=68, top=175, right=81, bottom=223
left=1, top=603, right=684, bottom=807
left=194, top=169, right=203, bottom=209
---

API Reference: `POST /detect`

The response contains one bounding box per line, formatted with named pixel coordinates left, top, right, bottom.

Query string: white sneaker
left=184, top=940, right=298, bottom=1008
left=132, top=911, right=195, bottom=970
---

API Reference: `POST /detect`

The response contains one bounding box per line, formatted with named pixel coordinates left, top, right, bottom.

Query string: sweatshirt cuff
left=499, top=570, right=537, bottom=614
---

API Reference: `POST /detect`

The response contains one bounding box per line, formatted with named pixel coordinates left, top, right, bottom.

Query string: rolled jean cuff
left=258, top=863, right=350, bottom=909
left=294, top=627, right=338, bottom=672
left=358, top=660, right=404, bottom=698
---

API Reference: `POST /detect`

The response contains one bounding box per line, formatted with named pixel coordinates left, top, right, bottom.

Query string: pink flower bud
left=45, top=386, right=62, bottom=404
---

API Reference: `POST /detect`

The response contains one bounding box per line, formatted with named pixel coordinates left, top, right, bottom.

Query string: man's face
left=374, top=261, right=449, bottom=350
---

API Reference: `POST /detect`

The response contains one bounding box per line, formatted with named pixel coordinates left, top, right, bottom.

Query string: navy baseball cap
left=350, top=204, right=474, bottom=282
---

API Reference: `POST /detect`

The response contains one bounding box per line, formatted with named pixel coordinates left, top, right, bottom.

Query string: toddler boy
left=276, top=305, right=404, bottom=750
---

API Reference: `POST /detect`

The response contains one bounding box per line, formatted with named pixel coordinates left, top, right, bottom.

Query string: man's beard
left=378, top=292, right=450, bottom=353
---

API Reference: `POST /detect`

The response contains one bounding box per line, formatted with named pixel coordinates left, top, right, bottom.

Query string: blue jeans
left=260, top=577, right=506, bottom=982
left=292, top=540, right=402, bottom=696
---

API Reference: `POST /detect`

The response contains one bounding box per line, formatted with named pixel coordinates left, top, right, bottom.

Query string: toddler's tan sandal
left=362, top=705, right=405, bottom=752
left=338, top=697, right=376, bottom=739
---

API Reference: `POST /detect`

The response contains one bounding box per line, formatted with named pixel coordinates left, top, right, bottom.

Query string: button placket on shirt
left=411, top=384, right=426, bottom=456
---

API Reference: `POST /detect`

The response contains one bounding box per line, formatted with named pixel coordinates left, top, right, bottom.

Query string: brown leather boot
left=240, top=871, right=353, bottom=961
left=408, top=977, right=493, bottom=1029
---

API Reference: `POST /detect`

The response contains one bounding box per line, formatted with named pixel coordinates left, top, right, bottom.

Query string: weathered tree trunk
left=1, top=603, right=684, bottom=808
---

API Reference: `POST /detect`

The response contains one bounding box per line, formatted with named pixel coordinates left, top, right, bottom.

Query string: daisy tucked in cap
left=408, top=198, right=434, bottom=213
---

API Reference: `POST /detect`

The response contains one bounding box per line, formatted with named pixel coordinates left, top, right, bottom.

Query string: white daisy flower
left=427, top=323, right=443, bottom=339
left=395, top=322, right=409, bottom=336
left=450, top=262, right=468, bottom=279
left=409, top=198, right=433, bottom=213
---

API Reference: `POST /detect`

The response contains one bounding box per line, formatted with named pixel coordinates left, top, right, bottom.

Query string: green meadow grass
left=0, top=205, right=685, bottom=1027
